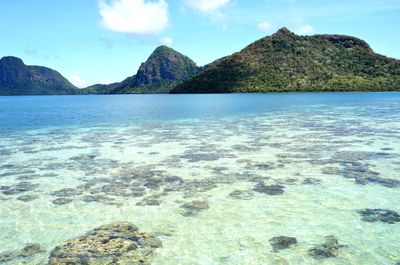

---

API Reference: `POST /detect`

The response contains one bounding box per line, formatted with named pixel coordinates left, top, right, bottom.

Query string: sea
left=0, top=93, right=399, bottom=264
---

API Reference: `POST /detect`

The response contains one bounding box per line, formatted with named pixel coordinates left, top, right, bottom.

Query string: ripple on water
left=1, top=100, right=400, bottom=264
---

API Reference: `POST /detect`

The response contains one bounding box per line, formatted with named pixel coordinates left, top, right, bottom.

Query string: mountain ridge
left=2, top=28, right=400, bottom=96
left=171, top=28, right=400, bottom=94
left=0, top=56, right=77, bottom=95
left=107, top=45, right=199, bottom=94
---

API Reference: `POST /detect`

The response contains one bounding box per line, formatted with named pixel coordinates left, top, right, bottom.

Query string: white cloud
left=161, top=37, right=174, bottom=46
left=257, top=22, right=273, bottom=32
left=69, top=75, right=87, bottom=88
left=184, top=0, right=231, bottom=23
left=184, top=0, right=231, bottom=13
left=294, top=24, right=315, bottom=35
left=99, top=0, right=169, bottom=35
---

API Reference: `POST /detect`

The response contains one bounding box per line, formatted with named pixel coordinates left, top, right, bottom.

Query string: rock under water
left=357, top=209, right=400, bottom=224
left=308, top=235, right=347, bottom=260
left=253, top=183, right=285, bottom=196
left=269, top=236, right=298, bottom=251
left=0, top=243, right=43, bottom=263
left=48, top=222, right=162, bottom=265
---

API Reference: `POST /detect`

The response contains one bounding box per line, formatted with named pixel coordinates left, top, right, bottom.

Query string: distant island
left=172, top=28, right=400, bottom=93
left=1, top=28, right=399, bottom=96
left=0, top=57, right=77, bottom=95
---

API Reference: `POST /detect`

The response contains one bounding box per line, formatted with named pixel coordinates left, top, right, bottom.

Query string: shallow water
left=0, top=93, right=399, bottom=264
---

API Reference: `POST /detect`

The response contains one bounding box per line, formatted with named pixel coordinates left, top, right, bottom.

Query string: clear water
left=0, top=93, right=399, bottom=264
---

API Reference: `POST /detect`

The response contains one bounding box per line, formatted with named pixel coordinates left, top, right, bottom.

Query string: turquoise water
left=0, top=93, right=400, bottom=264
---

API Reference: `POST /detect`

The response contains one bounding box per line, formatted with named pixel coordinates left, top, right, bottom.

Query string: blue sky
left=1, top=0, right=399, bottom=87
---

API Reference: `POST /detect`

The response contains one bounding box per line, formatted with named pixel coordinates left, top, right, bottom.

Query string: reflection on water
left=0, top=93, right=400, bottom=264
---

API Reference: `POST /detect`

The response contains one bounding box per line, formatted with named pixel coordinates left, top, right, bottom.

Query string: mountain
left=170, top=28, right=400, bottom=94
left=0, top=56, right=77, bottom=95
left=108, top=46, right=199, bottom=94
left=81, top=83, right=119, bottom=95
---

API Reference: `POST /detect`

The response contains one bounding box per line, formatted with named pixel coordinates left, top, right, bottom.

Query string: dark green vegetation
left=0, top=56, right=77, bottom=95
left=88, top=46, right=199, bottom=94
left=82, top=83, right=119, bottom=95
left=171, top=28, right=400, bottom=93
left=2, top=28, right=400, bottom=95
left=0, top=46, right=199, bottom=96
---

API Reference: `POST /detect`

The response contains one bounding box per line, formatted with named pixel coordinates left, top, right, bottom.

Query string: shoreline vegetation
left=1, top=28, right=399, bottom=96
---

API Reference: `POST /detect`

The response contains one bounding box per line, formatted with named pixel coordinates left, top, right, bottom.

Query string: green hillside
left=171, top=28, right=400, bottom=93
left=0, top=56, right=77, bottom=95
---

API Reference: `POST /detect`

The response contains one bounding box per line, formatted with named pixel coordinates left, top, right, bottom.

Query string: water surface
left=0, top=93, right=399, bottom=264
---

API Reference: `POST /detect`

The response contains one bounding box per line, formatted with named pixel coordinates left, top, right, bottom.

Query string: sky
left=0, top=0, right=399, bottom=88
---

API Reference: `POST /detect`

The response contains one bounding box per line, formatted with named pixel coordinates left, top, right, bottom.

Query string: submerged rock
left=0, top=251, right=13, bottom=263
left=182, top=200, right=210, bottom=211
left=70, top=154, right=97, bottom=161
left=144, top=178, right=162, bottom=190
left=164, top=176, right=183, bottom=183
left=181, top=201, right=210, bottom=216
left=308, top=236, right=346, bottom=260
left=253, top=183, right=285, bottom=196
left=284, top=178, right=298, bottom=184
left=357, top=209, right=400, bottom=224
left=180, top=152, right=221, bottom=162
left=183, top=180, right=217, bottom=193
left=2, top=182, right=39, bottom=195
left=228, top=190, right=254, bottom=200
left=17, top=195, right=38, bottom=202
left=327, top=158, right=400, bottom=188
left=17, top=175, right=39, bottom=181
left=164, top=179, right=217, bottom=193
left=51, top=188, right=83, bottom=197
left=0, top=243, right=43, bottom=263
left=0, top=185, right=10, bottom=190
left=322, top=167, right=341, bottom=175
left=48, top=222, right=162, bottom=265
left=355, top=177, right=400, bottom=188
left=81, top=195, right=117, bottom=205
left=130, top=187, right=146, bottom=197
left=254, top=163, right=274, bottom=170
left=52, top=198, right=74, bottom=205
left=302, top=178, right=322, bottom=185
left=101, top=183, right=142, bottom=197
left=18, top=243, right=43, bottom=257
left=269, top=236, right=298, bottom=251
left=137, top=195, right=162, bottom=206
left=101, top=183, right=127, bottom=193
